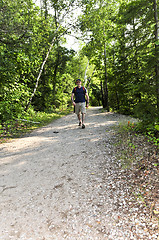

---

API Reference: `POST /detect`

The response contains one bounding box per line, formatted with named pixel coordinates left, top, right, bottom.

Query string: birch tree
left=25, top=0, right=78, bottom=110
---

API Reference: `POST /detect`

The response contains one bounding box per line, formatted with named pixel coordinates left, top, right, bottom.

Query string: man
left=71, top=79, right=89, bottom=129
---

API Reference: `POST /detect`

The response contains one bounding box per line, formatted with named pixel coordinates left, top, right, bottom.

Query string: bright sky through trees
left=33, top=0, right=81, bottom=51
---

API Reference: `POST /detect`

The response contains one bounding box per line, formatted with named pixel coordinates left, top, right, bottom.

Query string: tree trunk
left=103, top=42, right=109, bottom=111
left=153, top=0, right=159, bottom=115
left=52, top=8, right=60, bottom=103
left=100, top=81, right=104, bottom=107
left=43, top=0, right=48, bottom=20
left=116, top=89, right=120, bottom=110
left=112, top=49, right=120, bottom=110
left=87, top=69, right=95, bottom=92
left=52, top=49, right=60, bottom=102
left=132, top=17, right=141, bottom=103
left=84, top=60, right=89, bottom=86
left=25, top=33, right=58, bottom=111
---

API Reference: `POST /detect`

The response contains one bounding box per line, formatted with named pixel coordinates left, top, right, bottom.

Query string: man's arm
left=71, top=93, right=76, bottom=106
left=86, top=93, right=89, bottom=107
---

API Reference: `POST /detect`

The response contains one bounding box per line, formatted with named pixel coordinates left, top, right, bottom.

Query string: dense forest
left=0, top=0, right=159, bottom=138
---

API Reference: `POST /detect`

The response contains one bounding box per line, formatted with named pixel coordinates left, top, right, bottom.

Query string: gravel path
left=0, top=107, right=157, bottom=240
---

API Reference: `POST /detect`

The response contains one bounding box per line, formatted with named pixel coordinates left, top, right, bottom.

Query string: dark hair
left=76, top=79, right=81, bottom=82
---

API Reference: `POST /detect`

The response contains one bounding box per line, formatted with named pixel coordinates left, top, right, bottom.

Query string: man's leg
left=75, top=103, right=81, bottom=125
left=82, top=113, right=85, bottom=128
left=82, top=113, right=85, bottom=124
left=81, top=103, right=86, bottom=128
left=78, top=113, right=81, bottom=125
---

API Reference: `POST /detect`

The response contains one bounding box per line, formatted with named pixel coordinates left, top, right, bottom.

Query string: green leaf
left=155, top=125, right=159, bottom=131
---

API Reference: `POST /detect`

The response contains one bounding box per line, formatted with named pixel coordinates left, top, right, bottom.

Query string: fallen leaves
left=112, top=127, right=159, bottom=237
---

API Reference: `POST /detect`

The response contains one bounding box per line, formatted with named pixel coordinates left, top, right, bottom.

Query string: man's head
left=76, top=79, right=82, bottom=86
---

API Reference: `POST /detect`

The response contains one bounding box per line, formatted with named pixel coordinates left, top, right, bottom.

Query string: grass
left=112, top=123, right=138, bottom=168
left=0, top=107, right=72, bottom=143
left=113, top=120, right=159, bottom=167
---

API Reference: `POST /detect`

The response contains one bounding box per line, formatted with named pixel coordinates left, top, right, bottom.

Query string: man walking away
left=71, top=79, right=89, bottom=129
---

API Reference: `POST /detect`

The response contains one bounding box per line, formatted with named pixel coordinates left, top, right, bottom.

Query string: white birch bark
left=25, top=0, right=77, bottom=110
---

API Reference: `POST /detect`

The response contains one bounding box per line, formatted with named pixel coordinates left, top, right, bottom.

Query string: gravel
left=0, top=107, right=158, bottom=240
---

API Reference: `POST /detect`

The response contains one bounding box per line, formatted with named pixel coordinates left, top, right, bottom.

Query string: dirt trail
left=0, top=107, right=157, bottom=240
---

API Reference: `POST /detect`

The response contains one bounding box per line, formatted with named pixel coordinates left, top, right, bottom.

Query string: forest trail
left=0, top=107, right=156, bottom=240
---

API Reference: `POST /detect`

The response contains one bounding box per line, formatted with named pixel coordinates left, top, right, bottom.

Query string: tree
left=78, top=0, right=119, bottom=110
left=114, top=0, right=158, bottom=122
left=25, top=0, right=80, bottom=110
left=0, top=0, right=42, bottom=121
left=153, top=0, right=159, bottom=116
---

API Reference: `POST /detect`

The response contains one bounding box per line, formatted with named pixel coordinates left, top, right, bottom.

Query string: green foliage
left=0, top=106, right=71, bottom=142
left=0, top=0, right=85, bottom=122
left=89, top=83, right=102, bottom=106
left=1, top=0, right=159, bottom=136
left=125, top=119, right=159, bottom=148
left=0, top=83, right=30, bottom=122
left=113, top=118, right=159, bottom=173
left=155, top=125, right=159, bottom=131
left=78, top=0, right=159, bottom=128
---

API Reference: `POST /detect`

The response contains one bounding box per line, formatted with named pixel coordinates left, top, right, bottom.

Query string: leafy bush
left=0, top=83, right=30, bottom=122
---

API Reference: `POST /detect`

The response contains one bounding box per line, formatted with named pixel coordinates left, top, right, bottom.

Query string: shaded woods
left=0, top=0, right=159, bottom=237
left=0, top=0, right=159, bottom=140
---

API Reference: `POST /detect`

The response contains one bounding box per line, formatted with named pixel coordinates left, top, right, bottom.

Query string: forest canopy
left=0, top=0, right=159, bottom=135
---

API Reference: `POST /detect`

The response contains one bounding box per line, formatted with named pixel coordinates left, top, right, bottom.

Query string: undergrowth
left=114, top=120, right=158, bottom=167
left=113, top=120, right=159, bottom=223
left=0, top=106, right=72, bottom=143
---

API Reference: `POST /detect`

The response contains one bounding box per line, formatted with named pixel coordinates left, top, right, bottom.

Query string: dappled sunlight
left=94, top=121, right=118, bottom=126
left=1, top=136, right=59, bottom=154
left=0, top=161, right=27, bottom=175
left=0, top=155, right=19, bottom=166
left=86, top=120, right=118, bottom=128
left=0, top=108, right=156, bottom=239
left=17, top=161, right=26, bottom=167
left=88, top=112, right=112, bottom=117
left=52, top=123, right=78, bottom=131
left=90, top=138, right=100, bottom=142
left=0, top=168, right=11, bottom=176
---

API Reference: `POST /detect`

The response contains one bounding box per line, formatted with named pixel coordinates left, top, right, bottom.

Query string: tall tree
left=78, top=0, right=118, bottom=110
left=25, top=0, right=79, bottom=110
left=153, top=0, right=159, bottom=116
